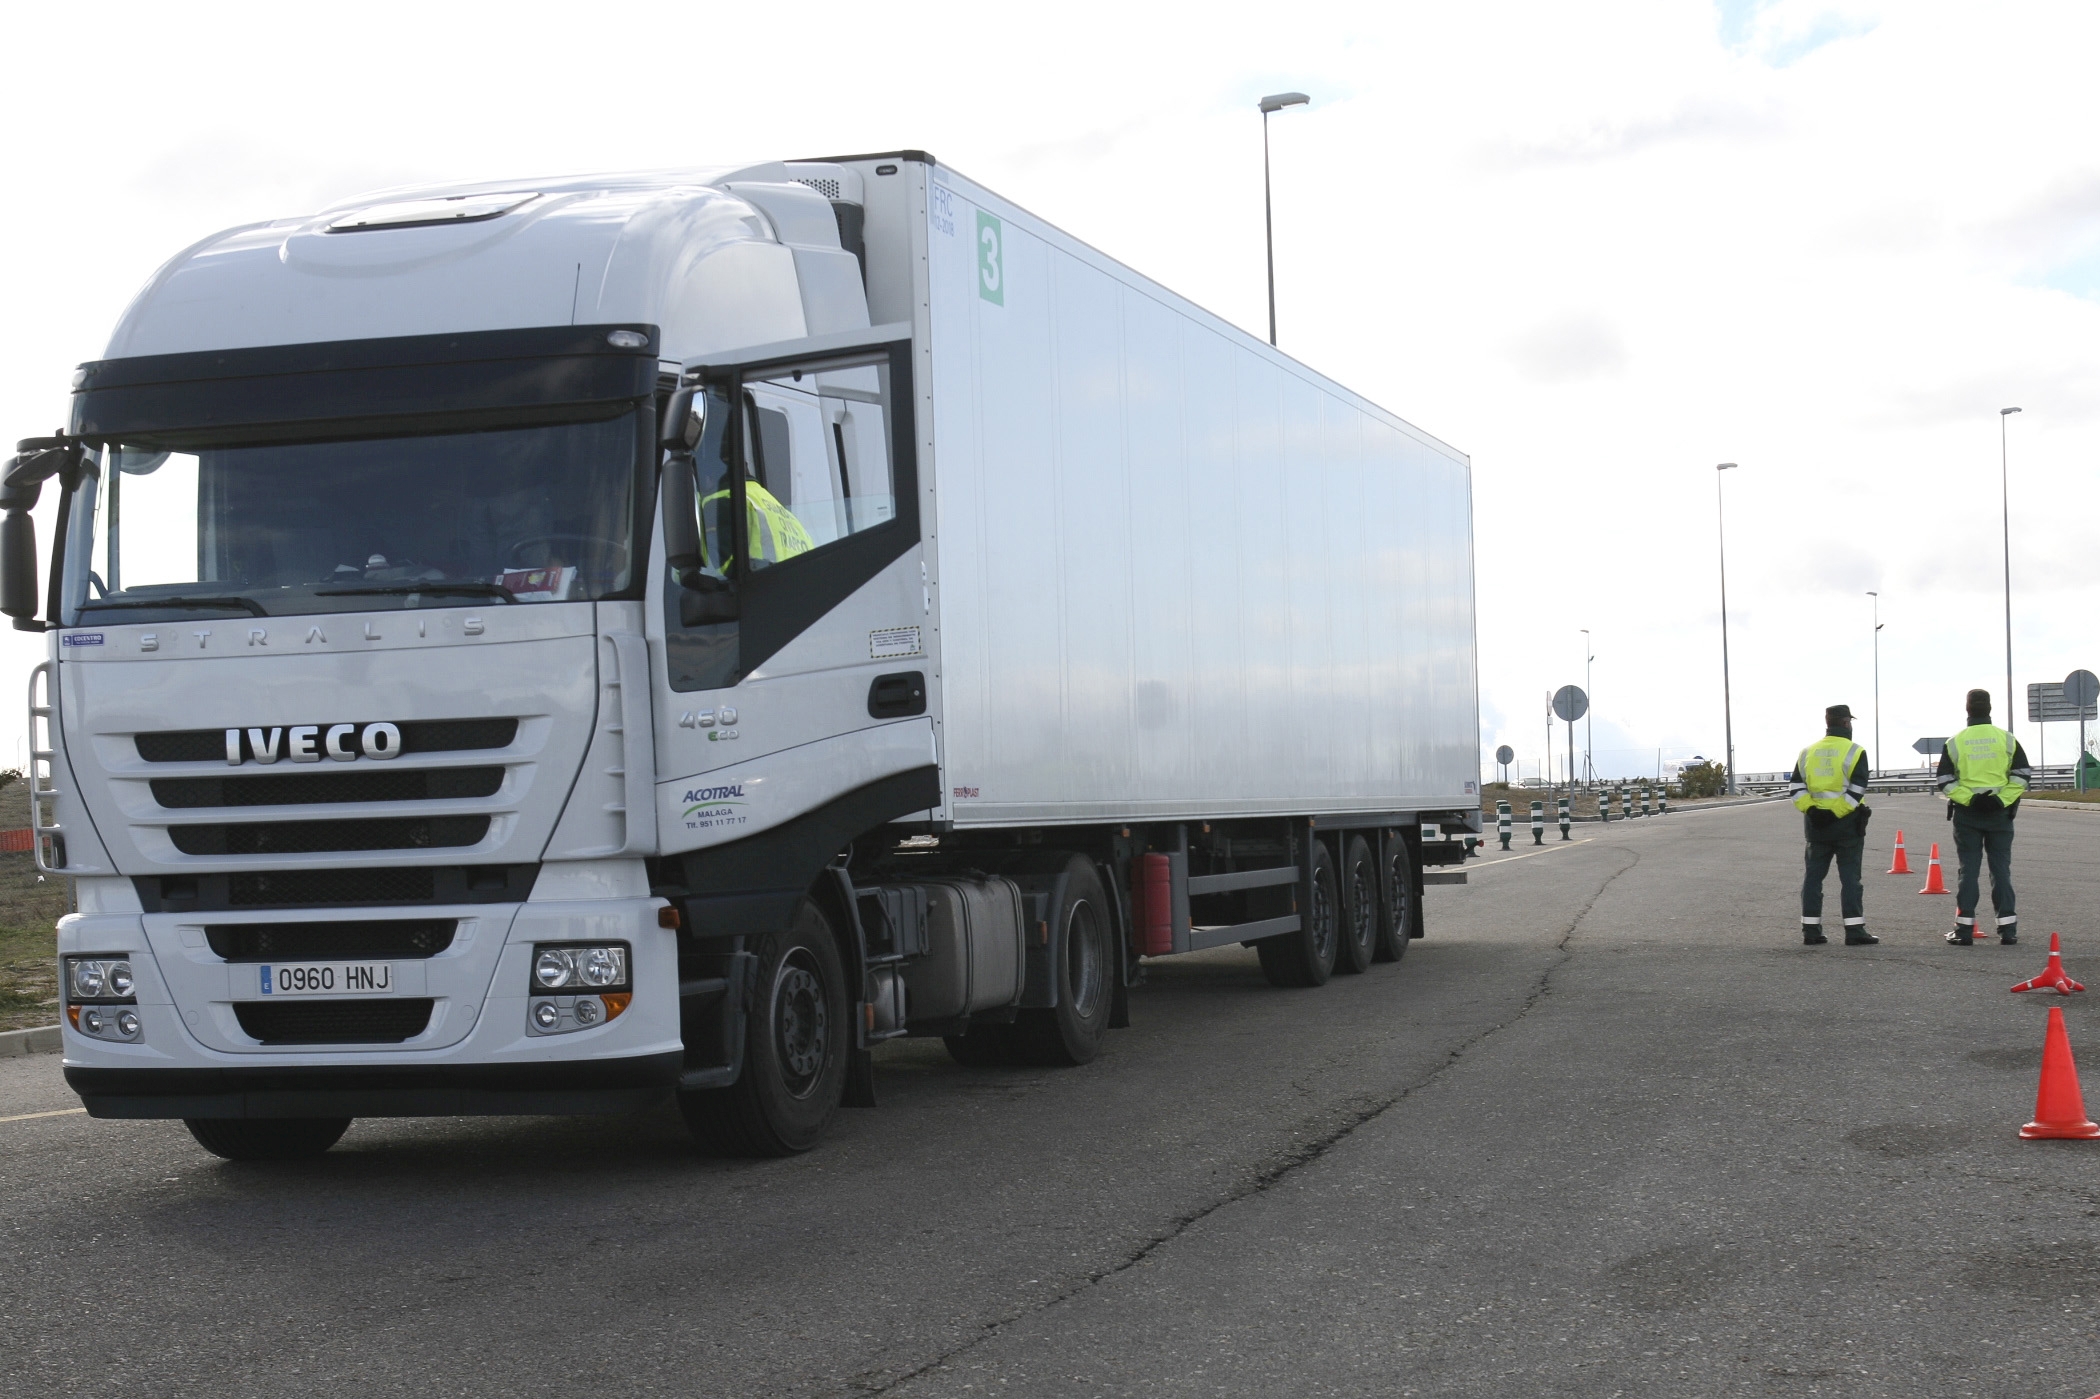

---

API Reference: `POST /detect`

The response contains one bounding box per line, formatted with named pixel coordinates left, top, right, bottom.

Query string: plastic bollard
left=1497, top=799, right=1512, bottom=850
left=1530, top=799, right=1545, bottom=845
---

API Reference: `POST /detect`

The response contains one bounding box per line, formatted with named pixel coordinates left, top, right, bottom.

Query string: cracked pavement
left=2, top=794, right=2096, bottom=1397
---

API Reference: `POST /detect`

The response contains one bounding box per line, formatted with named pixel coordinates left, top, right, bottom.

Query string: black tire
left=943, top=1022, right=1017, bottom=1067
left=680, top=899, right=849, bottom=1157
left=1011, top=856, right=1114, bottom=1066
left=1335, top=835, right=1378, bottom=975
left=1374, top=835, right=1417, bottom=963
left=184, top=1117, right=351, bottom=1161
left=1256, top=841, right=1339, bottom=988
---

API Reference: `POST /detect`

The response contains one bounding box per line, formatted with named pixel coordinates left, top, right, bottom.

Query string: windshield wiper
left=81, top=595, right=269, bottom=617
left=315, top=583, right=517, bottom=603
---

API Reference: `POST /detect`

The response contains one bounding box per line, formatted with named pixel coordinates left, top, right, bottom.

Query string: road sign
left=1551, top=685, right=1588, bottom=722
left=2026, top=682, right=2096, bottom=724
left=1913, top=737, right=1946, bottom=756
left=2066, top=669, right=2099, bottom=708
left=1495, top=744, right=1515, bottom=766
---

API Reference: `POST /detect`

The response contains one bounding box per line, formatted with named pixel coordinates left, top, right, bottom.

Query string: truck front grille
left=234, top=998, right=435, bottom=1045
left=206, top=920, right=457, bottom=962
left=152, top=766, right=505, bottom=809
left=170, top=815, right=490, bottom=856
left=135, top=718, right=518, bottom=763
left=133, top=863, right=539, bottom=912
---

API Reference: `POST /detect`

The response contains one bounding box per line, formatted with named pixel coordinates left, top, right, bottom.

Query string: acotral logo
left=225, top=723, right=404, bottom=766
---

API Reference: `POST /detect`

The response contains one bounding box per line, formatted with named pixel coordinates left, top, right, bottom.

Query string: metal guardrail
left=1733, top=764, right=2091, bottom=797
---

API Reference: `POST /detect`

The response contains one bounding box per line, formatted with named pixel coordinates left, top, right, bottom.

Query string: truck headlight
left=66, top=957, right=138, bottom=1004
left=529, top=944, right=629, bottom=992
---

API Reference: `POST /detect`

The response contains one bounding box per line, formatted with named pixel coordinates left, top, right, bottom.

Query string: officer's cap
left=1825, top=704, right=1854, bottom=726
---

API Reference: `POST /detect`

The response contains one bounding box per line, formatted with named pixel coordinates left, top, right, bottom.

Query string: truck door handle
left=867, top=670, right=927, bottom=719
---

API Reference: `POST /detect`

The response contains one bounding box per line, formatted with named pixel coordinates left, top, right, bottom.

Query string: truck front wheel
left=680, top=899, right=849, bottom=1156
left=184, top=1117, right=351, bottom=1161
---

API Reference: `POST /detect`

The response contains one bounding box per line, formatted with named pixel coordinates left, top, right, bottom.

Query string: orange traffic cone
left=1918, top=842, right=1948, bottom=895
left=2011, top=932, right=2086, bottom=995
left=2019, top=1006, right=2100, bottom=1139
left=1887, top=830, right=1911, bottom=875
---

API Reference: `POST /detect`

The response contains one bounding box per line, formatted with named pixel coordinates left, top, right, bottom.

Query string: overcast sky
left=4, top=0, right=2097, bottom=781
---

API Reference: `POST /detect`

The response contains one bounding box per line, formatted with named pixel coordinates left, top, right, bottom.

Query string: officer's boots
left=1844, top=924, right=1879, bottom=946
left=1802, top=921, right=1828, bottom=946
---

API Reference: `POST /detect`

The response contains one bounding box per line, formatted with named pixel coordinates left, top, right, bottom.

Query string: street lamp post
left=1716, top=463, right=1739, bottom=795
left=2000, top=407, right=2021, bottom=735
left=1581, top=629, right=1593, bottom=787
left=1258, top=92, right=1309, bottom=348
left=1867, top=591, right=1882, bottom=779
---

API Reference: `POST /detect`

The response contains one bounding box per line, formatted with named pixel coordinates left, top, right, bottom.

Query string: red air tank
left=1137, top=852, right=1175, bottom=956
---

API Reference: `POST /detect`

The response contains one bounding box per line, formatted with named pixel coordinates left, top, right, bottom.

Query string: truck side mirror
left=661, top=451, right=703, bottom=575
left=1, top=504, right=40, bottom=624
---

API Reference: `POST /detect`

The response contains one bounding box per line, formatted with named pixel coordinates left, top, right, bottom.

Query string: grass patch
left=0, top=778, right=70, bottom=1032
left=2029, top=788, right=2100, bottom=804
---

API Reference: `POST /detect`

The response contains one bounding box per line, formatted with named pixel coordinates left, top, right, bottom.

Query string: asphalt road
left=2, top=795, right=2096, bottom=1398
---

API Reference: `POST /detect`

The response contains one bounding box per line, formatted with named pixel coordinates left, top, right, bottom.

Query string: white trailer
left=3, top=152, right=1480, bottom=1160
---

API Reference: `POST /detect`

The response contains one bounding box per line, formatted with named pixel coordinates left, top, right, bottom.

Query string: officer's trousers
left=1801, top=825, right=1864, bottom=923
left=1952, top=817, right=2016, bottom=924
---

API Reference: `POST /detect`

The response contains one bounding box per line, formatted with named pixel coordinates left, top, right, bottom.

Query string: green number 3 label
left=976, top=211, right=1004, bottom=306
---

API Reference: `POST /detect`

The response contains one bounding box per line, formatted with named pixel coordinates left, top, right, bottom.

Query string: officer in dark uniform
left=1788, top=703, right=1875, bottom=945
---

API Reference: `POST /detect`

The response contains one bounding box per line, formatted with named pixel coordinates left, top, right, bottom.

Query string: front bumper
left=57, top=878, right=684, bottom=1119
left=67, top=1051, right=682, bottom=1119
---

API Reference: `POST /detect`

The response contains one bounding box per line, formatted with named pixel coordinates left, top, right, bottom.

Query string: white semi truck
left=3, top=152, right=1481, bottom=1160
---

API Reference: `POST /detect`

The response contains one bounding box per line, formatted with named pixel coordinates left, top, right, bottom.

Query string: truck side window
left=738, top=354, right=896, bottom=572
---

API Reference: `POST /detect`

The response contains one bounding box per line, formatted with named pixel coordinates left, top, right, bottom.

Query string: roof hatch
left=327, top=191, right=540, bottom=233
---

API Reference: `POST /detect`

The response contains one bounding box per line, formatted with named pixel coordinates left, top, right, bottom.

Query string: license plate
left=257, top=962, right=395, bottom=997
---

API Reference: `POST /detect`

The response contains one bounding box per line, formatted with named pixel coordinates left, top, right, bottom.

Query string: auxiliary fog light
left=527, top=992, right=634, bottom=1035
left=531, top=944, right=630, bottom=993
left=68, top=1003, right=143, bottom=1041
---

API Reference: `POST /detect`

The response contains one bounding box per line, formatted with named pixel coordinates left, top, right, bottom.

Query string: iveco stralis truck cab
left=6, top=160, right=941, bottom=1158
left=5, top=153, right=1483, bottom=1161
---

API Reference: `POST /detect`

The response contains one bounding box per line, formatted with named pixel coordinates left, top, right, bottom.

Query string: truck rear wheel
left=680, top=899, right=848, bottom=1156
left=1374, top=836, right=1416, bottom=963
left=1256, top=842, right=1338, bottom=988
left=1010, top=856, right=1113, bottom=1066
left=184, top=1117, right=351, bottom=1161
left=1335, top=835, right=1377, bottom=975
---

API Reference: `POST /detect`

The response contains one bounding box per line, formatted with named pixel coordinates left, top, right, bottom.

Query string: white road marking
left=0, top=1107, right=86, bottom=1125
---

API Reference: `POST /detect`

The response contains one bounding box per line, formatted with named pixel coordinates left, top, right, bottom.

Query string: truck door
left=657, top=337, right=928, bottom=805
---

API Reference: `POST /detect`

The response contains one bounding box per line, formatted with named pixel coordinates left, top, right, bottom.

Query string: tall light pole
left=2000, top=407, right=2021, bottom=735
left=1867, top=591, right=1882, bottom=777
left=1258, top=92, right=1309, bottom=347
left=1581, top=629, right=1594, bottom=787
left=1716, top=463, right=1739, bottom=795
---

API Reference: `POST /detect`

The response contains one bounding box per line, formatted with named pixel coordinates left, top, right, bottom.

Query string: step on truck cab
left=2, top=153, right=1482, bottom=1160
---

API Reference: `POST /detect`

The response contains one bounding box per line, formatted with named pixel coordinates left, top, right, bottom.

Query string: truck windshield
left=66, top=411, right=643, bottom=623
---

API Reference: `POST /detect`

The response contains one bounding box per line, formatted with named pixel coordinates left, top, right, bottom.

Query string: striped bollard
left=1641, top=785, right=1653, bottom=818
left=1618, top=786, right=1630, bottom=820
left=1497, top=798, right=1512, bottom=850
left=1659, top=787, right=1669, bottom=816
left=1530, top=799, right=1545, bottom=845
left=1558, top=795, right=1571, bottom=840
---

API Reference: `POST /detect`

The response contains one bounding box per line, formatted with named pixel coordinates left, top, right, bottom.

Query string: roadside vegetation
left=0, top=775, right=69, bottom=1033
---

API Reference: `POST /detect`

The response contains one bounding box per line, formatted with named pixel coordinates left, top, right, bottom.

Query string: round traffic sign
left=1495, top=744, right=1515, bottom=766
left=2065, top=669, right=2099, bottom=708
left=1552, top=685, right=1589, bottom=722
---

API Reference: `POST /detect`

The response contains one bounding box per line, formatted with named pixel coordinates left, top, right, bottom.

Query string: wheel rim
left=1311, top=869, right=1336, bottom=963
left=1390, top=854, right=1412, bottom=941
left=772, top=951, right=830, bottom=1098
left=1347, top=861, right=1375, bottom=950
left=1065, top=898, right=1107, bottom=1019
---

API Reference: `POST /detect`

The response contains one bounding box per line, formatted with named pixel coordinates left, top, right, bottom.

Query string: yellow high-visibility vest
left=1946, top=724, right=2025, bottom=807
left=1794, top=734, right=1865, bottom=816
left=700, top=481, right=814, bottom=572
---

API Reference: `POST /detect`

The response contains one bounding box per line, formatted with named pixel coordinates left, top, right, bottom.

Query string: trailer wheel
left=1011, top=856, right=1113, bottom=1066
left=680, top=899, right=848, bottom=1156
left=1256, top=841, right=1338, bottom=988
left=184, top=1117, right=351, bottom=1161
left=1374, top=836, right=1416, bottom=963
left=1335, top=835, right=1378, bottom=975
